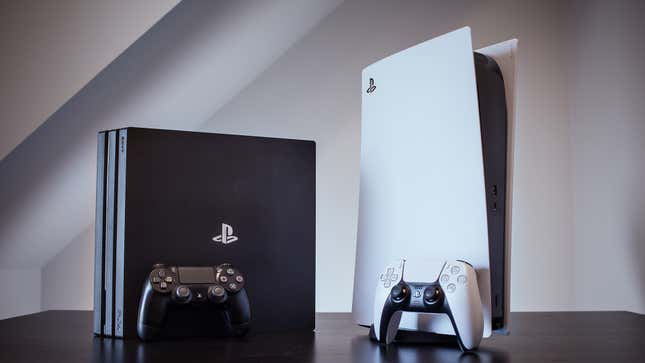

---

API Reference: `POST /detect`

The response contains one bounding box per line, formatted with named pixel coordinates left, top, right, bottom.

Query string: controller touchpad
left=178, top=267, right=215, bottom=284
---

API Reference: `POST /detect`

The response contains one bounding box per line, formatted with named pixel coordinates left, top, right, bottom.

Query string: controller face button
left=440, top=274, right=450, bottom=283
left=451, top=266, right=460, bottom=275
left=228, top=283, right=238, bottom=290
left=457, top=275, right=467, bottom=284
left=446, top=283, right=456, bottom=293
left=235, top=275, right=244, bottom=283
left=220, top=276, right=228, bottom=283
left=226, top=268, right=235, bottom=275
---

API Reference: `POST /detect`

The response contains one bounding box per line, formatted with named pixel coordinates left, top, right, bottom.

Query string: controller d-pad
left=151, top=276, right=161, bottom=283
left=160, top=281, right=168, bottom=289
left=164, top=276, right=173, bottom=283
left=380, top=266, right=400, bottom=287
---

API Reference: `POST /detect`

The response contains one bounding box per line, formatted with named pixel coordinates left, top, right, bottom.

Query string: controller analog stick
left=208, top=285, right=228, bottom=303
left=423, top=286, right=441, bottom=304
left=175, top=286, right=192, bottom=303
left=390, top=283, right=409, bottom=302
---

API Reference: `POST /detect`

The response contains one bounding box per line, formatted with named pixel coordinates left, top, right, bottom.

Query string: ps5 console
left=94, top=128, right=316, bottom=338
left=352, top=27, right=517, bottom=338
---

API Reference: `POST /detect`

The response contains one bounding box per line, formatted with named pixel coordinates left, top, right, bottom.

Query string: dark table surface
left=1, top=311, right=644, bottom=362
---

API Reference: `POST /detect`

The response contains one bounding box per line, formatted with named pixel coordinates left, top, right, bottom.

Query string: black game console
left=94, top=128, right=315, bottom=338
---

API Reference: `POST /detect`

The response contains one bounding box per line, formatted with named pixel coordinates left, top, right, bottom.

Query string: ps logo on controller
left=212, top=223, right=238, bottom=244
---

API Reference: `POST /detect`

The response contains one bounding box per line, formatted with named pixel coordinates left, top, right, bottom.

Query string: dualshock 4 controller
left=372, top=259, right=484, bottom=351
left=137, top=263, right=251, bottom=341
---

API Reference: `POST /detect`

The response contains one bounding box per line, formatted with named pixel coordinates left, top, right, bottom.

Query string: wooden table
left=1, top=311, right=643, bottom=362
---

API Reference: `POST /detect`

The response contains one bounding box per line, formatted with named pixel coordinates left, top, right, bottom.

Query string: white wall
left=0, top=0, right=343, bottom=319
left=0, top=0, right=179, bottom=161
left=41, top=226, right=94, bottom=310
left=200, top=0, right=575, bottom=312
left=3, top=0, right=644, bottom=318
left=0, top=269, right=41, bottom=320
left=569, top=0, right=645, bottom=313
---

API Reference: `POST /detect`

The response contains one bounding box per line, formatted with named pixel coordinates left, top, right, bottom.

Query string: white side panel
left=477, top=39, right=518, bottom=334
left=353, top=27, right=492, bottom=337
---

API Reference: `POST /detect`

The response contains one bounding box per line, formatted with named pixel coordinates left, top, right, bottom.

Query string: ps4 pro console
left=94, top=128, right=316, bottom=338
left=352, top=27, right=517, bottom=339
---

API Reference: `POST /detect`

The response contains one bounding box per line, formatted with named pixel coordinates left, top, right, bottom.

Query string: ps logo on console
left=366, top=78, right=376, bottom=94
left=212, top=223, right=238, bottom=244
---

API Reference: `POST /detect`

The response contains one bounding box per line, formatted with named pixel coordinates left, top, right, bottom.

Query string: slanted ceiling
left=0, top=0, right=343, bottom=268
left=0, top=0, right=181, bottom=161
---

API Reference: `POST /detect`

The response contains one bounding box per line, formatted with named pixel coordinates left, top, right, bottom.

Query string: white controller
left=372, top=259, right=484, bottom=351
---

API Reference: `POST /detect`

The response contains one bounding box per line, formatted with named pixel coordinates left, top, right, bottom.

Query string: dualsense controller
left=372, top=259, right=484, bottom=351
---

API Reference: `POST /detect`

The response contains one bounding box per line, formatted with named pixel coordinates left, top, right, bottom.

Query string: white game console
left=352, top=27, right=517, bottom=339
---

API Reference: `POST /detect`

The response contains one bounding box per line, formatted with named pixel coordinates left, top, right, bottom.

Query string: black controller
left=136, top=263, right=251, bottom=341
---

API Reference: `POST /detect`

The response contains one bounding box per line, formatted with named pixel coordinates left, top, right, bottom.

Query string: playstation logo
left=212, top=223, right=238, bottom=244
left=366, top=78, right=376, bottom=94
